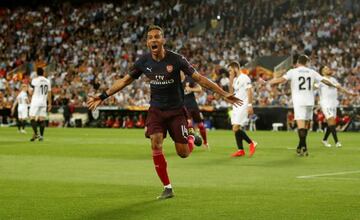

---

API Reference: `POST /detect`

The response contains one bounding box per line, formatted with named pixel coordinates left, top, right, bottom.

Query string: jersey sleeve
left=331, top=77, right=340, bottom=87
left=16, top=94, right=21, bottom=102
left=245, top=76, right=252, bottom=89
left=282, top=70, right=292, bottom=81
left=30, top=79, right=36, bottom=88
left=313, top=71, right=323, bottom=83
left=128, top=57, right=144, bottom=79
left=179, top=55, right=196, bottom=76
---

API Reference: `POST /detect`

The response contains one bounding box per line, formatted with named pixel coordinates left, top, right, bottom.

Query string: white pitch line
left=315, top=177, right=360, bottom=181
left=297, top=170, right=360, bottom=179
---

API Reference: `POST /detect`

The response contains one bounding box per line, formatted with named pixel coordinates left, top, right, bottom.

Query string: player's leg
left=184, top=109, right=202, bottom=149
left=17, top=118, right=21, bottom=132
left=327, top=117, right=340, bottom=146
left=38, top=117, right=46, bottom=141
left=145, top=107, right=174, bottom=199
left=327, top=108, right=340, bottom=146
left=296, top=119, right=307, bottom=155
left=38, top=106, right=47, bottom=141
left=192, top=110, right=208, bottom=148
left=321, top=107, right=331, bottom=146
left=18, top=108, right=27, bottom=133
left=294, top=106, right=312, bottom=156
left=18, top=120, right=24, bottom=133
left=29, top=105, right=39, bottom=141
left=193, top=113, right=209, bottom=149
left=231, top=109, right=243, bottom=156
left=168, top=109, right=195, bottom=158
left=150, top=132, right=173, bottom=199
left=322, top=122, right=332, bottom=146
left=233, top=106, right=256, bottom=157
left=21, top=118, right=27, bottom=132
left=322, top=107, right=338, bottom=147
left=231, top=124, right=245, bottom=157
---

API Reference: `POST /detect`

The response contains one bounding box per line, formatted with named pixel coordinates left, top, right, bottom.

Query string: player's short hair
left=319, top=66, right=326, bottom=75
left=147, top=25, right=164, bottom=35
left=37, top=67, right=44, bottom=76
left=228, top=61, right=241, bottom=69
left=297, top=55, right=309, bottom=65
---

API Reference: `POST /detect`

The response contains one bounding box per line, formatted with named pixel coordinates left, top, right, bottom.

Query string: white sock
left=164, top=184, right=172, bottom=189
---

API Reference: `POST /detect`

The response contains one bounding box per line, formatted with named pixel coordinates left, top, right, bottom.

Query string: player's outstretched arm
left=87, top=74, right=134, bottom=111
left=268, top=77, right=287, bottom=86
left=191, top=72, right=243, bottom=107
left=338, top=87, right=358, bottom=96
left=320, top=78, right=356, bottom=96
left=185, top=83, right=202, bottom=93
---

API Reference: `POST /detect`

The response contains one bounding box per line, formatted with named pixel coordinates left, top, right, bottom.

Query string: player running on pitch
left=87, top=25, right=242, bottom=199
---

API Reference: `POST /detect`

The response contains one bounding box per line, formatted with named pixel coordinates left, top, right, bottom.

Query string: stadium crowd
left=0, top=0, right=359, bottom=119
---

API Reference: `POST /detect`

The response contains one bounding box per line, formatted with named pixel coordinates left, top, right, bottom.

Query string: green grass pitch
left=0, top=128, right=359, bottom=220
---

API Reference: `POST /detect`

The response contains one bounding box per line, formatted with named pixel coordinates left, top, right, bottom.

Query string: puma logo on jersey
left=146, top=67, right=152, bottom=72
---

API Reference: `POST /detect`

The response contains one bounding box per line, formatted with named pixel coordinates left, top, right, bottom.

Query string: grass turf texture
left=0, top=128, right=359, bottom=220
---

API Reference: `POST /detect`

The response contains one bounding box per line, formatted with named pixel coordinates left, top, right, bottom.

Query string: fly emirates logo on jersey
left=149, top=65, right=175, bottom=85
left=150, top=74, right=175, bottom=85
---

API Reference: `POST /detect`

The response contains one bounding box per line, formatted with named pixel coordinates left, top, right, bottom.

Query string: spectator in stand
left=0, top=0, right=359, bottom=113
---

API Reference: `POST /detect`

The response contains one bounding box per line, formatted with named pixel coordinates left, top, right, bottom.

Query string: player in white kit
left=228, top=61, right=257, bottom=157
left=269, top=55, right=340, bottom=156
left=318, top=66, right=356, bottom=148
left=11, top=84, right=29, bottom=133
left=29, top=68, right=52, bottom=141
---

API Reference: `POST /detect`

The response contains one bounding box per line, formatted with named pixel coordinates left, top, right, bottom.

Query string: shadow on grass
left=82, top=199, right=164, bottom=220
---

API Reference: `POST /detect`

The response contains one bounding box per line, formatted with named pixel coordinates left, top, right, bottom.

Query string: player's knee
left=177, top=151, right=189, bottom=158
left=151, top=143, right=162, bottom=150
left=151, top=139, right=162, bottom=150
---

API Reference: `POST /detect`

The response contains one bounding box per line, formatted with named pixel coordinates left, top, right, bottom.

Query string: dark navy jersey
left=129, top=50, right=196, bottom=109
left=183, top=75, right=199, bottom=110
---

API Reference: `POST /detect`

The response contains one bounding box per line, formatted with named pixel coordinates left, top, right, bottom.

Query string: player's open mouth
left=151, top=45, right=158, bottom=50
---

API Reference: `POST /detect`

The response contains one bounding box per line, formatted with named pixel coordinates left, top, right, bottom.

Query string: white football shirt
left=283, top=66, right=323, bottom=106
left=233, top=73, right=252, bottom=105
left=318, top=76, right=339, bottom=107
left=30, top=76, right=51, bottom=107
left=16, top=91, right=29, bottom=108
